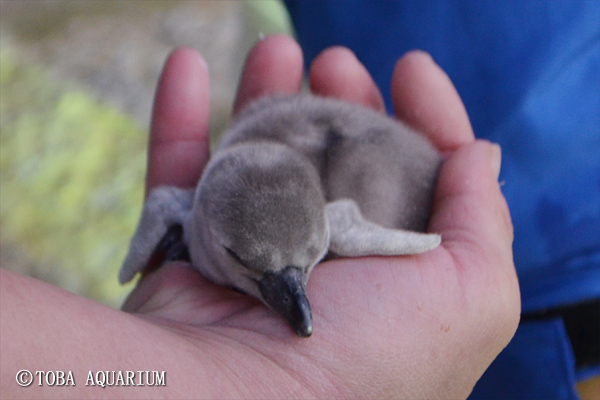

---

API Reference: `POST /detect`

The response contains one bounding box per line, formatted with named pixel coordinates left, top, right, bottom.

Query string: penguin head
left=189, top=142, right=329, bottom=336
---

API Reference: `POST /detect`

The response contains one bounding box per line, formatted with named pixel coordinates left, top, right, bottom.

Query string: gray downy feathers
left=120, top=93, right=442, bottom=337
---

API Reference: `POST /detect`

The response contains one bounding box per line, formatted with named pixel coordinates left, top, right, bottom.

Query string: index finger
left=146, top=47, right=211, bottom=194
left=391, top=51, right=475, bottom=153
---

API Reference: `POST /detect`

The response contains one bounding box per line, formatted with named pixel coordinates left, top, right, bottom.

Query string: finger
left=431, top=140, right=514, bottom=259
left=233, top=35, right=304, bottom=115
left=430, top=140, right=520, bottom=347
left=309, top=46, right=385, bottom=112
left=392, top=51, right=475, bottom=153
left=147, top=47, right=210, bottom=194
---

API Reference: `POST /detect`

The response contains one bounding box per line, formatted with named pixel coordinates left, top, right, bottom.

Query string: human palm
left=122, top=36, right=519, bottom=398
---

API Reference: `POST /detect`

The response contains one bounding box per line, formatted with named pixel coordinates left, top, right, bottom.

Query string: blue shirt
left=285, top=1, right=600, bottom=398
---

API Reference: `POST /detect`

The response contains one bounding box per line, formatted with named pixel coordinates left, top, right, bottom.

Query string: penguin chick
left=120, top=94, right=442, bottom=337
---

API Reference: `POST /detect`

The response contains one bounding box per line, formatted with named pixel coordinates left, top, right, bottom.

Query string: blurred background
left=0, top=0, right=292, bottom=308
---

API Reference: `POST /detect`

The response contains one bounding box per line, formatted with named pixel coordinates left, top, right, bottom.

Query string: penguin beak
left=258, top=266, right=313, bottom=337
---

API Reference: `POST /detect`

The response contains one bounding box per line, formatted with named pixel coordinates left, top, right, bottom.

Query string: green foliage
left=245, top=0, right=293, bottom=36
left=1, top=49, right=146, bottom=307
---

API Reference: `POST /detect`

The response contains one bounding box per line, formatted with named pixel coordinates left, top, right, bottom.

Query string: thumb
left=432, top=140, right=513, bottom=255
left=430, top=139, right=520, bottom=362
left=431, top=140, right=519, bottom=315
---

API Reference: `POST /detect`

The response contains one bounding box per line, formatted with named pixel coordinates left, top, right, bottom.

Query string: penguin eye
left=224, top=246, right=245, bottom=266
left=224, top=246, right=263, bottom=283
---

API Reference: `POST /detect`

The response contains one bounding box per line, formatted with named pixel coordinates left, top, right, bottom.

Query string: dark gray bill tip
left=258, top=266, right=313, bottom=338
left=292, top=291, right=313, bottom=337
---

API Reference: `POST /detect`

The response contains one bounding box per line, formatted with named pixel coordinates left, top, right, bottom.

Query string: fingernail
left=490, top=143, right=502, bottom=180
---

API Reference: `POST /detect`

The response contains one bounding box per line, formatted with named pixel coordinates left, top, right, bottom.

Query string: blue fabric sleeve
left=471, top=318, right=581, bottom=399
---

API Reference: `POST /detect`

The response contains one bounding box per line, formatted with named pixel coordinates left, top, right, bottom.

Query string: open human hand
left=122, top=35, right=520, bottom=398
